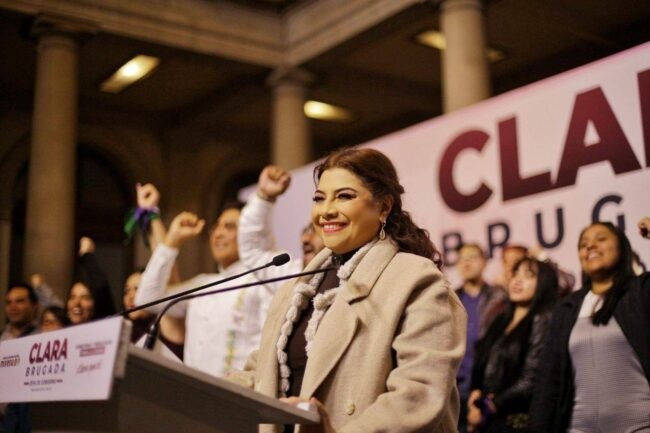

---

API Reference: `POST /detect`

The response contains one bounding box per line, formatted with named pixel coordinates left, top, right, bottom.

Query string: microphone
left=272, top=253, right=290, bottom=266
left=143, top=264, right=337, bottom=350
left=121, top=253, right=290, bottom=318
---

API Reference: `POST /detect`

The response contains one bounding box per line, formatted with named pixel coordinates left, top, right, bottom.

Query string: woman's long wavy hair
left=314, top=147, right=443, bottom=267
left=474, top=258, right=558, bottom=391
left=579, top=222, right=635, bottom=325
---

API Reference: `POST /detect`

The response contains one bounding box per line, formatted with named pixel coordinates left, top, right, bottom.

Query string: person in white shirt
left=134, top=193, right=277, bottom=378
left=238, top=165, right=325, bottom=281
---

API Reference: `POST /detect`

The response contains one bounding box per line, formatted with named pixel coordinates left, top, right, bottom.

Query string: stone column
left=439, top=0, right=491, bottom=112
left=268, top=68, right=314, bottom=170
left=0, top=207, right=11, bottom=324
left=23, top=16, right=93, bottom=298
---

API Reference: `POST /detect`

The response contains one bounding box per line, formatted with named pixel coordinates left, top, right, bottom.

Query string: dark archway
left=75, top=146, right=132, bottom=307
left=10, top=146, right=133, bottom=309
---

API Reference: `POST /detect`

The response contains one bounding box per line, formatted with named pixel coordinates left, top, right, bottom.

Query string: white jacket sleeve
left=239, top=194, right=303, bottom=292
left=238, top=194, right=279, bottom=269
left=134, top=244, right=195, bottom=318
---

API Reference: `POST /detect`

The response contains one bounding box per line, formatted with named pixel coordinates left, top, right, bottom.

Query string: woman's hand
left=79, top=237, right=95, bottom=256
left=136, top=183, right=160, bottom=209
left=467, top=389, right=482, bottom=407
left=30, top=273, right=45, bottom=288
left=257, top=165, right=291, bottom=202
left=638, top=217, right=650, bottom=239
left=280, top=396, right=336, bottom=433
left=467, top=390, right=482, bottom=432
left=164, top=212, right=205, bottom=249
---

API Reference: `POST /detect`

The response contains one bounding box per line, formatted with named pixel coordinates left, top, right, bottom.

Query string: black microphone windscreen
left=272, top=253, right=291, bottom=267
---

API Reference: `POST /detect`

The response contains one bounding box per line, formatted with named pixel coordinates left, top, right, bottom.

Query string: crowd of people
left=1, top=147, right=649, bottom=433
left=0, top=237, right=117, bottom=343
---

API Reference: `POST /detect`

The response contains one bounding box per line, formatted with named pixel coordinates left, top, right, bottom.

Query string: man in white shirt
left=238, top=165, right=325, bottom=280
left=134, top=197, right=277, bottom=378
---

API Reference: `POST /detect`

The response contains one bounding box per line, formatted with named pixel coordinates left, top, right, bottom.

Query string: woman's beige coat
left=237, top=238, right=467, bottom=433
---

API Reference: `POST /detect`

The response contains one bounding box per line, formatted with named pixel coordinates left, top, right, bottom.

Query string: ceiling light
left=100, top=55, right=160, bottom=93
left=415, top=30, right=447, bottom=50
left=415, top=30, right=505, bottom=63
left=304, top=101, right=354, bottom=122
left=486, top=47, right=505, bottom=63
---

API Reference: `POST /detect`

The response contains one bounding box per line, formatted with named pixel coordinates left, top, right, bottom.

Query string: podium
left=0, top=319, right=318, bottom=433
left=29, top=345, right=319, bottom=433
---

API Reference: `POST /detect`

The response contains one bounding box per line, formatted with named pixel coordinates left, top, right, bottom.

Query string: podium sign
left=0, top=317, right=129, bottom=403
left=29, top=345, right=319, bottom=433
left=0, top=318, right=318, bottom=432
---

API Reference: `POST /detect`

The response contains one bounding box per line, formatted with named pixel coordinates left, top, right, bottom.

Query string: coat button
left=344, top=400, right=355, bottom=415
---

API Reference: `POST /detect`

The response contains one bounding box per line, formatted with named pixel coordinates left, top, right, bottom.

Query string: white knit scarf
left=275, top=239, right=377, bottom=395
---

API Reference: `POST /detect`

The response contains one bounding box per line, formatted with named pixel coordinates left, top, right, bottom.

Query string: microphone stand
left=120, top=253, right=290, bottom=318
left=143, top=266, right=337, bottom=350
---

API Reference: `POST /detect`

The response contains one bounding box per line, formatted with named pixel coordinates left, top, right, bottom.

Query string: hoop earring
left=379, top=220, right=386, bottom=240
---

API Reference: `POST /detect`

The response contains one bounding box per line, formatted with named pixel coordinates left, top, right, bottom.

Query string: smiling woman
left=228, top=147, right=466, bottom=433
left=311, top=168, right=387, bottom=255
left=312, top=147, right=442, bottom=266
left=66, top=283, right=95, bottom=325
left=530, top=221, right=650, bottom=433
left=66, top=237, right=116, bottom=326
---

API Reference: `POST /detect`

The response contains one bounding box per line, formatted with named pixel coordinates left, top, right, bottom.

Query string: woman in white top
left=530, top=221, right=650, bottom=433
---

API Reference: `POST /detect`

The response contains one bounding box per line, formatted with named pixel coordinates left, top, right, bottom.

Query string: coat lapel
left=255, top=295, right=287, bottom=395
left=299, top=298, right=358, bottom=398
left=257, top=248, right=335, bottom=396
left=300, top=239, right=398, bottom=398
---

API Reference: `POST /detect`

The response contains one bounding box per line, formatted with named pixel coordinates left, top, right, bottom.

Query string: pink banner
left=249, top=42, right=650, bottom=286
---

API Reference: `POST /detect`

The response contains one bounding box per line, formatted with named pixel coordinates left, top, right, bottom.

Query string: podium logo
left=0, top=354, right=20, bottom=368
left=25, top=338, right=68, bottom=377
left=29, top=338, right=68, bottom=364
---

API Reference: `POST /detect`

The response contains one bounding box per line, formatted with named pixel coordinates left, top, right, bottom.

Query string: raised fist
left=136, top=183, right=160, bottom=209
left=164, top=212, right=205, bottom=248
left=79, top=237, right=96, bottom=256
left=639, top=217, right=650, bottom=239
left=30, top=274, right=45, bottom=288
left=258, top=165, right=291, bottom=201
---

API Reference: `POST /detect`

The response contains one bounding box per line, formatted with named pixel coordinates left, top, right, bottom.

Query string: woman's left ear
left=380, top=196, right=393, bottom=219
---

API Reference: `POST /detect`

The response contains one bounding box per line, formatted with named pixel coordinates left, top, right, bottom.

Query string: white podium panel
left=0, top=317, right=128, bottom=403
left=30, top=345, right=318, bottom=433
